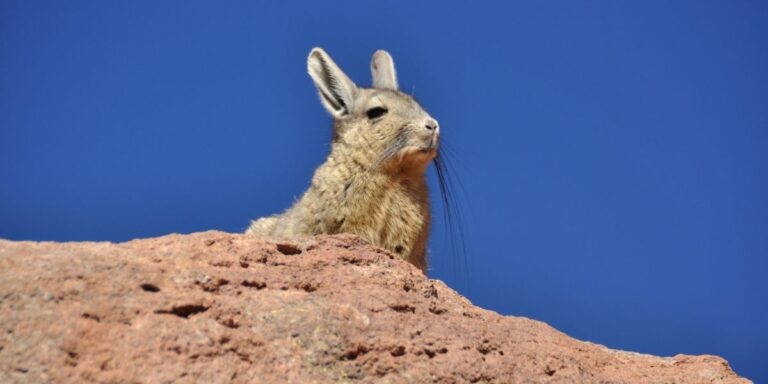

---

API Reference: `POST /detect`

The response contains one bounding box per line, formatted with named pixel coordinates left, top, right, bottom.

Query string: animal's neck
left=326, top=141, right=428, bottom=187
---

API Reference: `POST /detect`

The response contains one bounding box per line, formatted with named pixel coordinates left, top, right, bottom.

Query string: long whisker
left=435, top=141, right=471, bottom=206
left=433, top=147, right=469, bottom=290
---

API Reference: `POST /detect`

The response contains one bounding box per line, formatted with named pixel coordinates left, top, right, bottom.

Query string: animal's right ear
left=307, top=48, right=358, bottom=118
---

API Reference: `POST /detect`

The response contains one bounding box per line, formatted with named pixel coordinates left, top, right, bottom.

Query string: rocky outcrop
left=0, top=231, right=751, bottom=383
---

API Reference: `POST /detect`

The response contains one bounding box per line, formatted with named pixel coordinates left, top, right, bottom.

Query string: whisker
left=433, top=148, right=470, bottom=290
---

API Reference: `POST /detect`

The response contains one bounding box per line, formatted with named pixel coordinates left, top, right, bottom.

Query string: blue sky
left=1, top=1, right=766, bottom=381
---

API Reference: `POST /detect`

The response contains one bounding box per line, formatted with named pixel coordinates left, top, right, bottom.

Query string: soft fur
left=246, top=48, right=439, bottom=271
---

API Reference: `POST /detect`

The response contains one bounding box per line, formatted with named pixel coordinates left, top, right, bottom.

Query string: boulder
left=0, top=231, right=751, bottom=383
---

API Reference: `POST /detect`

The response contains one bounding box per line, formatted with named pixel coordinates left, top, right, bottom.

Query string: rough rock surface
left=0, top=231, right=751, bottom=383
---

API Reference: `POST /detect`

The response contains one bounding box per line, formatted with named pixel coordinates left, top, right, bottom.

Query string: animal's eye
left=366, top=107, right=388, bottom=119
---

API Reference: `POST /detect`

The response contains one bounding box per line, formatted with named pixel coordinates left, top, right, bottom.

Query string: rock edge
left=0, top=231, right=751, bottom=383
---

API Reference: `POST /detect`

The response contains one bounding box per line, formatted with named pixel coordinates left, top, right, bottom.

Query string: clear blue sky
left=1, top=1, right=766, bottom=381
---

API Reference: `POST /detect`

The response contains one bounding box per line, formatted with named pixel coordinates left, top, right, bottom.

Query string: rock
left=0, top=231, right=751, bottom=383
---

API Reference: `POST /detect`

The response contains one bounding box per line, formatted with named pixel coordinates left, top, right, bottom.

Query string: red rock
left=0, top=231, right=751, bottom=383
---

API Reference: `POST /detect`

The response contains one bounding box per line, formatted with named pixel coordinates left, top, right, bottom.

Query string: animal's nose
left=425, top=120, right=439, bottom=132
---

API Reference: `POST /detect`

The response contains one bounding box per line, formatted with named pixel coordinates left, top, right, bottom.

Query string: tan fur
left=246, top=48, right=439, bottom=271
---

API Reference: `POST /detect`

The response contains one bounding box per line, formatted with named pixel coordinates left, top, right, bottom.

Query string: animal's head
left=307, top=48, right=439, bottom=174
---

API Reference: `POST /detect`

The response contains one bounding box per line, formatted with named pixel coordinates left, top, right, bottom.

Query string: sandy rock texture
left=0, top=231, right=751, bottom=383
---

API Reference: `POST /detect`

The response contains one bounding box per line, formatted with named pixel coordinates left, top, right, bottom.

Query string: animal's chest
left=340, top=179, right=428, bottom=252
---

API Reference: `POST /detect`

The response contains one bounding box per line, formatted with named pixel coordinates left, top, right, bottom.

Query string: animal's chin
left=418, top=148, right=438, bottom=157
left=401, top=146, right=438, bottom=162
left=379, top=146, right=436, bottom=175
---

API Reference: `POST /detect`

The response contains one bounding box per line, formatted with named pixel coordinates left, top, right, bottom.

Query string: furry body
left=247, top=49, right=438, bottom=271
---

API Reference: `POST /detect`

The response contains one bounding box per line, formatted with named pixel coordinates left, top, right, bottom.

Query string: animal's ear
left=307, top=48, right=358, bottom=118
left=370, top=50, right=398, bottom=91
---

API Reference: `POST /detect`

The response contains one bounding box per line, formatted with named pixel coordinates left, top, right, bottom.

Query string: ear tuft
left=371, top=50, right=398, bottom=91
left=307, top=48, right=358, bottom=118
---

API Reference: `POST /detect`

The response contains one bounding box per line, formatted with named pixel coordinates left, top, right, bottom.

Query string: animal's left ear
left=371, top=50, right=398, bottom=91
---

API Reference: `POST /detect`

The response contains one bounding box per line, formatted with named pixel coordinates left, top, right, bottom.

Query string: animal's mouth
left=416, top=139, right=439, bottom=159
left=379, top=129, right=439, bottom=168
left=401, top=144, right=437, bottom=160
left=424, top=132, right=440, bottom=152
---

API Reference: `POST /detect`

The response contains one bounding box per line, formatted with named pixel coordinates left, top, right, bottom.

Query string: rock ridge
left=0, top=231, right=751, bottom=383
